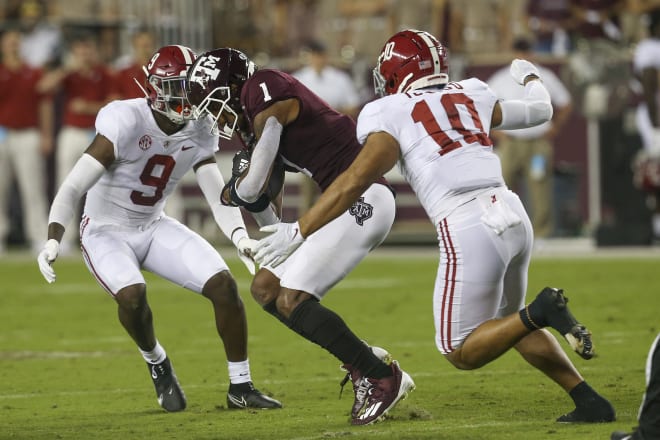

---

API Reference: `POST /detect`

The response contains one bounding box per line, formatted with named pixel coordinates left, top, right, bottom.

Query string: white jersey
left=634, top=38, right=660, bottom=151
left=85, top=98, right=217, bottom=226
left=356, top=78, right=504, bottom=221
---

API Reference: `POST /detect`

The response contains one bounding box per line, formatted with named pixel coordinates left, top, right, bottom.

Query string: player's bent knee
left=202, top=270, right=240, bottom=307
left=444, top=348, right=483, bottom=370
left=250, top=269, right=280, bottom=305
left=115, top=284, right=147, bottom=310
left=275, top=290, right=312, bottom=319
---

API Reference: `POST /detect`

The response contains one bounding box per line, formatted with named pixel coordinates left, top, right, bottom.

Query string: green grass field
left=1, top=248, right=657, bottom=440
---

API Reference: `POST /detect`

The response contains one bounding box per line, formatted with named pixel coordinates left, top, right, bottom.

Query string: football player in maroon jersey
left=187, top=48, right=414, bottom=425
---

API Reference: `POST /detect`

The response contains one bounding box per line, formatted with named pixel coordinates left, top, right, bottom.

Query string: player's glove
left=253, top=221, right=304, bottom=268
left=235, top=236, right=257, bottom=275
left=220, top=149, right=252, bottom=207
left=510, top=59, right=541, bottom=85
left=232, top=149, right=251, bottom=177
left=37, top=238, right=59, bottom=283
left=480, top=197, right=522, bottom=235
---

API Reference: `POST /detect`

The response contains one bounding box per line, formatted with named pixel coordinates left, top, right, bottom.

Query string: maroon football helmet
left=373, top=29, right=449, bottom=97
left=186, top=48, right=256, bottom=139
left=142, top=45, right=196, bottom=124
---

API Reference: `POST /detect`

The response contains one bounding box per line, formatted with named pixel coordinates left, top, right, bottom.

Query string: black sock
left=569, top=381, right=596, bottom=407
left=569, top=381, right=612, bottom=413
left=519, top=298, right=547, bottom=331
left=287, top=298, right=391, bottom=379
left=262, top=299, right=288, bottom=325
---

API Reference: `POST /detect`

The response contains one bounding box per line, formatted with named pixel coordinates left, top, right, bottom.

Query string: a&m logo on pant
left=349, top=197, right=373, bottom=226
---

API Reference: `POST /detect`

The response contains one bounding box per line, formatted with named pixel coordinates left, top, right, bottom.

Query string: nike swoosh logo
left=181, top=146, right=194, bottom=151
left=227, top=393, right=248, bottom=408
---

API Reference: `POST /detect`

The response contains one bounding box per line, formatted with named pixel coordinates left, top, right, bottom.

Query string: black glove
left=232, top=149, right=251, bottom=178
left=222, top=175, right=271, bottom=212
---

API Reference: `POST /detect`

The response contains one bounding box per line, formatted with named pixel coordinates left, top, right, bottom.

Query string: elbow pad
left=222, top=175, right=272, bottom=212
left=497, top=80, right=553, bottom=130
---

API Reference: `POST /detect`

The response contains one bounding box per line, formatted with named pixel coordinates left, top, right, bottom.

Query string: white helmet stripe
left=173, top=45, right=194, bottom=66
left=416, top=31, right=440, bottom=74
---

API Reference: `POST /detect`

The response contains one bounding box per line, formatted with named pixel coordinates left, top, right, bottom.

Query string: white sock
left=228, top=359, right=251, bottom=384
left=139, top=341, right=167, bottom=365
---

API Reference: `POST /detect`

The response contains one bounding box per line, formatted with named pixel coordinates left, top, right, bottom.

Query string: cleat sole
left=564, top=325, right=595, bottom=360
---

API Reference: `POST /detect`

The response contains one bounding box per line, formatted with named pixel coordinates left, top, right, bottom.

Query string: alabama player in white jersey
left=254, top=29, right=615, bottom=423
left=36, top=45, right=281, bottom=412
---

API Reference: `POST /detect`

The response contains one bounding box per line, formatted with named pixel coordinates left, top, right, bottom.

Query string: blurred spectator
left=113, top=28, right=155, bottom=99
left=292, top=39, right=360, bottom=212
left=569, top=0, right=626, bottom=42
left=37, top=30, right=118, bottom=250
left=292, top=40, right=360, bottom=118
left=487, top=37, right=573, bottom=239
left=632, top=7, right=660, bottom=241
left=16, top=0, right=61, bottom=68
left=565, top=0, right=627, bottom=120
left=0, top=27, right=52, bottom=254
left=525, top=0, right=573, bottom=56
left=448, top=0, right=513, bottom=56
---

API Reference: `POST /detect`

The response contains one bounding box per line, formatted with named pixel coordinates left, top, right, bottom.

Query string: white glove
left=480, top=197, right=522, bottom=235
left=236, top=236, right=257, bottom=275
left=253, top=221, right=304, bottom=268
left=37, top=239, right=59, bottom=283
left=510, top=59, right=541, bottom=85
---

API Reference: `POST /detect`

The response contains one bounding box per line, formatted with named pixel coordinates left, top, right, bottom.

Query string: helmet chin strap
left=134, top=77, right=150, bottom=99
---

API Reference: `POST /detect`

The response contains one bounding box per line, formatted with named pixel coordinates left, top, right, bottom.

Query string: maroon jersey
left=240, top=69, right=375, bottom=191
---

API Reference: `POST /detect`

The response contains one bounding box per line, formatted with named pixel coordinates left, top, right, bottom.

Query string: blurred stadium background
left=1, top=0, right=659, bottom=250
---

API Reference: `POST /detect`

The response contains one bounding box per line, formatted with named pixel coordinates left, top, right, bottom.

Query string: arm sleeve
left=196, top=162, right=248, bottom=246
left=496, top=80, right=553, bottom=130
left=48, top=153, right=106, bottom=227
left=250, top=205, right=280, bottom=227
left=235, top=116, right=283, bottom=202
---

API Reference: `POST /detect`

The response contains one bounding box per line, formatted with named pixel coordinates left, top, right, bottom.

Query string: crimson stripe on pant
left=439, top=218, right=457, bottom=352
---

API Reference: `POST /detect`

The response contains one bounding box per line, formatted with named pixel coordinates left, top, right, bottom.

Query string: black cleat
left=534, top=287, right=595, bottom=359
left=556, top=397, right=616, bottom=423
left=227, top=382, right=282, bottom=409
left=147, top=357, right=186, bottom=412
left=611, top=430, right=639, bottom=440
